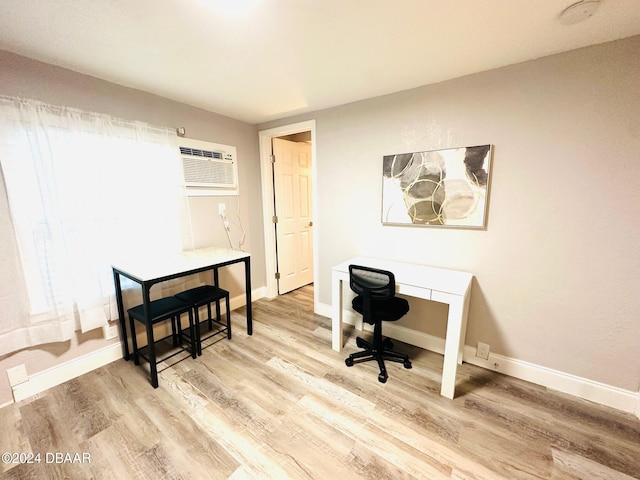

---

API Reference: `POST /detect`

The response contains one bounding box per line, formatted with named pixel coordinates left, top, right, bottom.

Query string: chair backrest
left=349, top=264, right=396, bottom=301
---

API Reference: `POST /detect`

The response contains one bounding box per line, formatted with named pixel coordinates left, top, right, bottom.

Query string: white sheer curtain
left=0, top=96, right=190, bottom=355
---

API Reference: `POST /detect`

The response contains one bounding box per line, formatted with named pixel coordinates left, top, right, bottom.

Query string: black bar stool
left=175, top=285, right=231, bottom=356
left=128, top=296, right=196, bottom=388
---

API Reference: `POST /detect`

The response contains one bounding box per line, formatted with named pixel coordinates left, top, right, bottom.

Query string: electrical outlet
left=103, top=323, right=119, bottom=340
left=476, top=342, right=490, bottom=360
left=7, top=364, right=28, bottom=387
left=218, top=203, right=226, bottom=216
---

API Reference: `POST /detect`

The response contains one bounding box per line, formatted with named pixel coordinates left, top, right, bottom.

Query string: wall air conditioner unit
left=179, top=138, right=239, bottom=196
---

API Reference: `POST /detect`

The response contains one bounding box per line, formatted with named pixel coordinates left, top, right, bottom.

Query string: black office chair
left=175, top=285, right=231, bottom=356
left=345, top=264, right=412, bottom=383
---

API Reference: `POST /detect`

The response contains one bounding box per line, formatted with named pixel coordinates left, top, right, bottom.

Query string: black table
left=112, top=247, right=252, bottom=370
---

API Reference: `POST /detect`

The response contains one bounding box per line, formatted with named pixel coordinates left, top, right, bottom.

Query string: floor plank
left=1, top=285, right=638, bottom=479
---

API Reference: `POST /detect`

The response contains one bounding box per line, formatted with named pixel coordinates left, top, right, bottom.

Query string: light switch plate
left=476, top=342, right=490, bottom=360
left=103, top=323, right=119, bottom=340
left=7, top=364, right=29, bottom=387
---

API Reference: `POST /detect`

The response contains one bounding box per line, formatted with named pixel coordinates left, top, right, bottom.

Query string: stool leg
left=207, top=303, right=213, bottom=330
left=172, top=315, right=179, bottom=347
left=225, top=294, right=232, bottom=340
left=188, top=309, right=197, bottom=359
left=194, top=306, right=203, bottom=356
left=145, top=322, right=158, bottom=388
left=129, top=315, right=140, bottom=365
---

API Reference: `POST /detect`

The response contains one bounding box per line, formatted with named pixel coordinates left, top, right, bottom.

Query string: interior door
left=273, top=137, right=313, bottom=294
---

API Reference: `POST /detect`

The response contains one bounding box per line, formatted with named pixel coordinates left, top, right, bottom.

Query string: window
left=0, top=97, right=189, bottom=352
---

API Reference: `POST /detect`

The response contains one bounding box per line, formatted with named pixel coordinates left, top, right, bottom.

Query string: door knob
left=308, top=221, right=313, bottom=227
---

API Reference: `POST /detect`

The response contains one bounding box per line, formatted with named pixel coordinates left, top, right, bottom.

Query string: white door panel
left=273, top=137, right=313, bottom=294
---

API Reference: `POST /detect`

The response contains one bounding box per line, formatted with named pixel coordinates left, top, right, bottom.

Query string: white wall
left=0, top=50, right=266, bottom=406
left=259, top=36, right=640, bottom=399
left=1, top=35, right=639, bottom=412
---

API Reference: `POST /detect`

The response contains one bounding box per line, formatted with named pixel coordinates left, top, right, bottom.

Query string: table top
left=112, top=247, right=250, bottom=283
left=333, top=256, right=473, bottom=296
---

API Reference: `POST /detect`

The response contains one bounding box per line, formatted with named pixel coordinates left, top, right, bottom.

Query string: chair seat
left=128, top=296, right=191, bottom=324
left=175, top=285, right=229, bottom=306
left=352, top=295, right=409, bottom=323
left=128, top=296, right=196, bottom=388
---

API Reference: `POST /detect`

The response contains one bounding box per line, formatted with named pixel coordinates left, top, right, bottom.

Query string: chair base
left=345, top=336, right=412, bottom=383
left=128, top=297, right=196, bottom=388
left=133, top=333, right=196, bottom=371
left=181, top=312, right=231, bottom=355
left=175, top=285, right=231, bottom=356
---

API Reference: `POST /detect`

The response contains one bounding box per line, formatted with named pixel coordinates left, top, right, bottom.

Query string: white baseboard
left=316, top=302, right=639, bottom=416
left=231, top=286, right=266, bottom=311
left=8, top=286, right=266, bottom=405
left=8, top=293, right=637, bottom=419
left=11, top=343, right=122, bottom=403
left=463, top=348, right=639, bottom=415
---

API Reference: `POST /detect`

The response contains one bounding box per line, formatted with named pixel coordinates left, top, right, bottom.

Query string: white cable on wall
left=219, top=197, right=246, bottom=251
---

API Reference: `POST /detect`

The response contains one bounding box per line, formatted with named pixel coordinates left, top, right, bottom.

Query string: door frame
left=258, top=120, right=317, bottom=306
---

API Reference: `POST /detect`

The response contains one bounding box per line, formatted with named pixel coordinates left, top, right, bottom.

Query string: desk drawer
left=397, top=284, right=431, bottom=300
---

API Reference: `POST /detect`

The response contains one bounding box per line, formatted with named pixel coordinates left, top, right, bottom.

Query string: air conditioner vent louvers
left=182, top=157, right=236, bottom=186
left=179, top=139, right=239, bottom=196
left=179, top=147, right=224, bottom=160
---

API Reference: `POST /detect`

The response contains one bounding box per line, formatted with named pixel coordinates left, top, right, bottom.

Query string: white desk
left=112, top=247, right=251, bottom=386
left=332, top=256, right=473, bottom=399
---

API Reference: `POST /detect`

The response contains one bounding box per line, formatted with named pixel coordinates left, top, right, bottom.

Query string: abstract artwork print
left=381, top=145, right=492, bottom=228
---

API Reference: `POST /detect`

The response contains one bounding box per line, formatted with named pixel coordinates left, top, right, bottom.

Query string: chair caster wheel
left=403, top=360, right=412, bottom=369
left=383, top=338, right=394, bottom=349
left=356, top=337, right=366, bottom=348
left=378, top=373, right=388, bottom=383
left=345, top=358, right=354, bottom=367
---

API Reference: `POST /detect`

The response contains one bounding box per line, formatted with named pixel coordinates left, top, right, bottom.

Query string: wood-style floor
left=1, top=285, right=639, bottom=479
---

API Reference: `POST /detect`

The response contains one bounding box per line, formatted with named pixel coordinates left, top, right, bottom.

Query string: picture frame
left=381, top=144, right=493, bottom=228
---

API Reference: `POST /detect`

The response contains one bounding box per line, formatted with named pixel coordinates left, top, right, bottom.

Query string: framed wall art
left=381, top=144, right=493, bottom=228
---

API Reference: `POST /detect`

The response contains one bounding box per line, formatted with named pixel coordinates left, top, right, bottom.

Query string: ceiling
left=1, top=0, right=639, bottom=124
